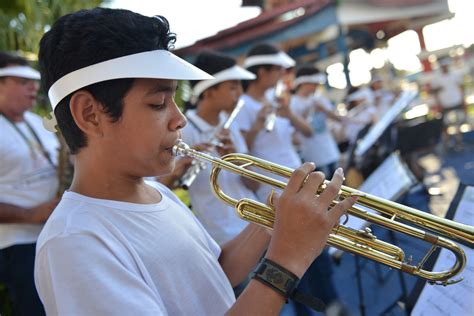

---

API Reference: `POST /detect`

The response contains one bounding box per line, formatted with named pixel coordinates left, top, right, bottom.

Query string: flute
left=179, top=100, right=245, bottom=189
left=264, top=80, right=285, bottom=132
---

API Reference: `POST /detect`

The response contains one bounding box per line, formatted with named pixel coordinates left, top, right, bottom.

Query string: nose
left=27, top=80, right=39, bottom=93
left=169, top=102, right=187, bottom=131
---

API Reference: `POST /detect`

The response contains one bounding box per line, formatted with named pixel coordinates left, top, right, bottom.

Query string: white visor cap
left=47, top=49, right=213, bottom=110
left=192, top=65, right=256, bottom=100
left=293, top=74, right=327, bottom=87
left=347, top=88, right=373, bottom=103
left=0, top=66, right=40, bottom=80
left=243, top=51, right=295, bottom=69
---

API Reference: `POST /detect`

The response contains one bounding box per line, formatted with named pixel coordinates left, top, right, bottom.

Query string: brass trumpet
left=173, top=140, right=474, bottom=285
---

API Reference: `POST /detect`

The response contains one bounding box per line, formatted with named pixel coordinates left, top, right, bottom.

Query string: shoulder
left=25, top=112, right=59, bottom=141
left=36, top=196, right=101, bottom=255
left=145, top=180, right=189, bottom=209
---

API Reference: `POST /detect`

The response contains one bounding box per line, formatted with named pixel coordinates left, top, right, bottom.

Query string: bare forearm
left=0, top=203, right=34, bottom=223
left=288, top=113, right=313, bottom=137
left=219, top=224, right=270, bottom=287
left=226, top=279, right=285, bottom=315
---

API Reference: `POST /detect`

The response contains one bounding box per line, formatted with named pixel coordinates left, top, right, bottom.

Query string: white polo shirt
left=0, top=111, right=59, bottom=249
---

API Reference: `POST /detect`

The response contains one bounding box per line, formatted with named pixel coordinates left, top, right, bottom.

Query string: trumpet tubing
left=173, top=140, right=474, bottom=285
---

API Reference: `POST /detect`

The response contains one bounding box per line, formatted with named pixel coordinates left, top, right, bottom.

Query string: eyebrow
left=145, top=82, right=178, bottom=96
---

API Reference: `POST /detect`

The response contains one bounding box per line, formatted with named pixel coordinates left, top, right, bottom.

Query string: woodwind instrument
left=179, top=99, right=245, bottom=189
left=264, top=80, right=286, bottom=132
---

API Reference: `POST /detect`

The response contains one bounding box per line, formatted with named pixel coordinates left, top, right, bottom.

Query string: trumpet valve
left=356, top=227, right=376, bottom=240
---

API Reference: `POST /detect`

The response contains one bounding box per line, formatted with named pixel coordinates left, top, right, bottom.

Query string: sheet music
left=355, top=90, right=417, bottom=157
left=329, top=153, right=415, bottom=255
left=411, top=186, right=474, bottom=316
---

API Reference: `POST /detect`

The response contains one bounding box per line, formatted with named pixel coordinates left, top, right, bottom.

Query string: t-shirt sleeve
left=35, top=233, right=166, bottom=315
left=234, top=99, right=253, bottom=132
left=289, top=97, right=305, bottom=117
left=230, top=124, right=249, bottom=153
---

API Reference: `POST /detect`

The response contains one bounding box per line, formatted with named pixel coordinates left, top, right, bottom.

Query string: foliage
left=0, top=0, right=108, bottom=56
left=0, top=0, right=109, bottom=114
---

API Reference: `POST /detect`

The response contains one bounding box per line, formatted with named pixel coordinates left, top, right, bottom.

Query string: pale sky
left=106, top=0, right=261, bottom=48
left=107, top=0, right=474, bottom=89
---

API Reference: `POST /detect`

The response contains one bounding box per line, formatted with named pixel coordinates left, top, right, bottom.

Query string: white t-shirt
left=431, top=71, right=464, bottom=109
left=290, top=95, right=340, bottom=166
left=344, top=103, right=377, bottom=143
left=0, top=111, right=59, bottom=249
left=181, top=110, right=255, bottom=244
left=235, top=94, right=301, bottom=169
left=234, top=94, right=301, bottom=201
left=35, top=181, right=235, bottom=315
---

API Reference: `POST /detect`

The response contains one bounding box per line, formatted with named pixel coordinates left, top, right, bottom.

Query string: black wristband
left=251, top=258, right=300, bottom=301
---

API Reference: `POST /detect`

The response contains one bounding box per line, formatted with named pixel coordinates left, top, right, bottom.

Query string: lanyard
left=1, top=112, right=56, bottom=168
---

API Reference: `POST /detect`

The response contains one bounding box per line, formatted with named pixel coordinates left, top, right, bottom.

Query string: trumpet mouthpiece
left=172, top=139, right=190, bottom=157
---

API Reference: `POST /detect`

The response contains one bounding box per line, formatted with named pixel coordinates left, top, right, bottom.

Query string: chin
left=158, top=160, right=176, bottom=177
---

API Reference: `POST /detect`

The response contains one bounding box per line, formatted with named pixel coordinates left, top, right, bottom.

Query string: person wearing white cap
left=290, top=65, right=343, bottom=177
left=234, top=43, right=313, bottom=203
left=430, top=58, right=466, bottom=150
left=34, top=8, right=356, bottom=315
left=369, top=75, right=395, bottom=122
left=340, top=86, right=378, bottom=147
left=179, top=50, right=261, bottom=246
left=0, top=52, right=59, bottom=315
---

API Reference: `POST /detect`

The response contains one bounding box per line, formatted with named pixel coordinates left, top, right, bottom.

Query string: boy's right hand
left=265, top=163, right=357, bottom=278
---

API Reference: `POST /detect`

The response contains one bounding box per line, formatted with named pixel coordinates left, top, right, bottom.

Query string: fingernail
left=335, top=168, right=343, bottom=176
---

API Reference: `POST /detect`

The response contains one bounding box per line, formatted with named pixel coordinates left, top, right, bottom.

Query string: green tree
left=0, top=0, right=109, bottom=114
left=0, top=0, right=108, bottom=56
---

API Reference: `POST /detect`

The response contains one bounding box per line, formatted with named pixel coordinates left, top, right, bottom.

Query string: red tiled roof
left=176, top=0, right=332, bottom=55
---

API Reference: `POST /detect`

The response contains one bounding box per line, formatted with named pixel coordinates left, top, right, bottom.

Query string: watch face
left=266, top=267, right=285, bottom=286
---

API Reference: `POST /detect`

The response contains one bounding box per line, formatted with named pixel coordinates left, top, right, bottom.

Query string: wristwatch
left=251, top=258, right=300, bottom=300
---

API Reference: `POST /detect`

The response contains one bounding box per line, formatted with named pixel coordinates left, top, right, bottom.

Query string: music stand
left=330, top=152, right=417, bottom=316
left=355, top=90, right=417, bottom=158
left=405, top=183, right=474, bottom=315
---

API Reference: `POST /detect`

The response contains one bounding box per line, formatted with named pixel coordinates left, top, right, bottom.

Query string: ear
left=69, top=90, right=104, bottom=138
left=257, top=66, right=267, bottom=78
left=202, top=86, right=218, bottom=100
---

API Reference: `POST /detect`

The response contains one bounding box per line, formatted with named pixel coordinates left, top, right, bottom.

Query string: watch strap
left=252, top=258, right=300, bottom=300
left=251, top=258, right=326, bottom=312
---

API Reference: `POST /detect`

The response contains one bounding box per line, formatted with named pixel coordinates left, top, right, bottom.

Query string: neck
left=296, top=89, right=311, bottom=98
left=246, top=82, right=267, bottom=103
left=196, top=100, right=221, bottom=126
left=0, top=107, right=24, bottom=122
left=69, top=151, right=161, bottom=204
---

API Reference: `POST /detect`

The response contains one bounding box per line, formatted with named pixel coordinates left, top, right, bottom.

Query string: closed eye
left=149, top=103, right=166, bottom=110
